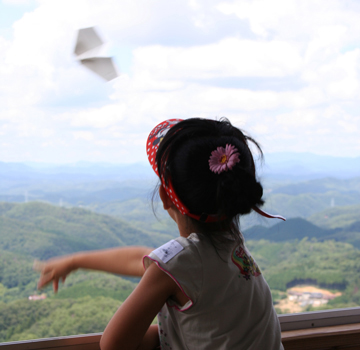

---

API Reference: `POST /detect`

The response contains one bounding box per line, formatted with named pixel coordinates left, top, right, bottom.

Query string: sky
left=0, top=0, right=359, bottom=164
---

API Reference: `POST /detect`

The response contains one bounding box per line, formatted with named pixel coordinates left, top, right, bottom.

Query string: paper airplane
left=74, top=27, right=118, bottom=81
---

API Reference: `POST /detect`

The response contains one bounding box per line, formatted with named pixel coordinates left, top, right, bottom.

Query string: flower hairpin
left=209, top=144, right=240, bottom=174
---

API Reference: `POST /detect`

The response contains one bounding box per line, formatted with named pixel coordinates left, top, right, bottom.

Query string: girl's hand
left=34, top=246, right=153, bottom=294
left=34, top=255, right=76, bottom=293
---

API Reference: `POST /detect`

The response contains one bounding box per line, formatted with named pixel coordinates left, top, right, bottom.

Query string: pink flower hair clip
left=209, top=144, right=240, bottom=174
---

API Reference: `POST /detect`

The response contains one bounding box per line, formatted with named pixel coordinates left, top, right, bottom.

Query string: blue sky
left=0, top=0, right=359, bottom=163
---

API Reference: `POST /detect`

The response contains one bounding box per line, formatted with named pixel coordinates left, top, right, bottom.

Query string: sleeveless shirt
left=143, top=233, right=283, bottom=350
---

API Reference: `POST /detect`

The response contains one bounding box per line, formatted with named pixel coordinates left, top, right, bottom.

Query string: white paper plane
left=74, top=27, right=118, bottom=81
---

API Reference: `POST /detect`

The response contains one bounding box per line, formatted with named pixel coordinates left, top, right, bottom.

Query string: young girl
left=36, top=118, right=285, bottom=350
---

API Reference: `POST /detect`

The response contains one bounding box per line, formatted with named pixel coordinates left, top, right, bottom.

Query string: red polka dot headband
left=146, top=119, right=285, bottom=222
left=146, top=119, right=217, bottom=222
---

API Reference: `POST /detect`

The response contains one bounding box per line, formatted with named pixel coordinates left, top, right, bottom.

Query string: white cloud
left=304, top=25, right=348, bottom=63
left=63, top=104, right=128, bottom=129
left=73, top=131, right=94, bottom=141
left=217, top=0, right=299, bottom=38
left=3, top=0, right=35, bottom=4
left=217, top=0, right=360, bottom=42
left=0, top=0, right=359, bottom=162
left=276, top=110, right=318, bottom=127
left=301, top=49, right=360, bottom=101
left=132, top=38, right=302, bottom=80
left=338, top=120, right=359, bottom=134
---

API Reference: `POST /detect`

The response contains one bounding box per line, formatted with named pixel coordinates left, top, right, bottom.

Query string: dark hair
left=155, top=118, right=264, bottom=245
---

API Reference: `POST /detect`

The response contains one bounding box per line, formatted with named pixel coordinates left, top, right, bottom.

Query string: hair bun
left=216, top=168, right=264, bottom=217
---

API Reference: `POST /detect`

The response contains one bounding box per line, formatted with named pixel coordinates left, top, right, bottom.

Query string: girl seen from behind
left=36, top=118, right=285, bottom=350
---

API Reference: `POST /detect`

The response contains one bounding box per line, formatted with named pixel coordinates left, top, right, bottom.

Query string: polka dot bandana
left=146, top=119, right=220, bottom=222
left=146, top=119, right=182, bottom=177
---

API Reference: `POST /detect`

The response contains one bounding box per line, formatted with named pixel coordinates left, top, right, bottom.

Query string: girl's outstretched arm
left=100, top=262, right=178, bottom=350
left=36, top=246, right=153, bottom=292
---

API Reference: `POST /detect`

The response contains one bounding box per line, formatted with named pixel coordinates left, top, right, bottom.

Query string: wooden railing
left=282, top=323, right=360, bottom=350
left=0, top=334, right=102, bottom=350
left=1, top=326, right=360, bottom=350
left=1, top=309, right=360, bottom=350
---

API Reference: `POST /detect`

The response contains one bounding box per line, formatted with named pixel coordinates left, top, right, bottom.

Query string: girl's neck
left=169, top=207, right=194, bottom=238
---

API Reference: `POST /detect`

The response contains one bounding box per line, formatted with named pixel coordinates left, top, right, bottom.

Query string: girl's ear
left=159, top=185, right=173, bottom=210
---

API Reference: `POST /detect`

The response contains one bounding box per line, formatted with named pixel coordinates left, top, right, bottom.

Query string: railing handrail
left=1, top=308, right=360, bottom=349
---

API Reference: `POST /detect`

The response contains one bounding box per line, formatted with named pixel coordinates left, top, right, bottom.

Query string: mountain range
left=0, top=200, right=359, bottom=342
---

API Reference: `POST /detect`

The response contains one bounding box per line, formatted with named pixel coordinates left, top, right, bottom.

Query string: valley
left=0, top=159, right=359, bottom=342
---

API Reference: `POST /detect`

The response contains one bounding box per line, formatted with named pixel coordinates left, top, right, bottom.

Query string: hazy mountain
left=244, top=218, right=336, bottom=242
left=262, top=152, right=360, bottom=180
left=0, top=202, right=172, bottom=260
left=270, top=177, right=360, bottom=195
left=308, top=204, right=360, bottom=229
left=1, top=152, right=359, bottom=195
left=244, top=216, right=360, bottom=248
left=0, top=161, right=156, bottom=195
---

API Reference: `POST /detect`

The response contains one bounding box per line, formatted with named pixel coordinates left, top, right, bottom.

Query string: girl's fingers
left=38, top=274, right=51, bottom=289
left=37, top=270, right=55, bottom=289
left=33, top=259, right=45, bottom=272
left=53, top=279, right=59, bottom=293
left=34, top=260, right=55, bottom=280
left=34, top=258, right=69, bottom=291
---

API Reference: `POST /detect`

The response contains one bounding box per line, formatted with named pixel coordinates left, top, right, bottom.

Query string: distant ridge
left=244, top=218, right=336, bottom=242
left=271, top=177, right=360, bottom=195
left=262, top=152, right=360, bottom=179
left=244, top=217, right=360, bottom=249
left=0, top=161, right=156, bottom=192
left=1, top=152, right=359, bottom=181
left=0, top=201, right=171, bottom=260
left=309, top=204, right=360, bottom=229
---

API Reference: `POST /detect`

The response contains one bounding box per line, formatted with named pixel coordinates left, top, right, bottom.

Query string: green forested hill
left=254, top=177, right=360, bottom=223
left=2, top=175, right=358, bottom=232
left=2, top=238, right=360, bottom=342
left=271, top=177, right=360, bottom=195
left=52, top=272, right=136, bottom=301
left=0, top=201, right=172, bottom=259
left=244, top=216, right=360, bottom=248
left=4, top=174, right=346, bottom=235
left=86, top=177, right=360, bottom=232
left=0, top=248, right=136, bottom=302
left=0, top=249, right=138, bottom=342
left=262, top=190, right=360, bottom=219
left=247, top=239, right=360, bottom=312
left=247, top=239, right=357, bottom=292
left=309, top=204, right=360, bottom=228
left=1, top=199, right=360, bottom=343
left=244, top=218, right=335, bottom=242
left=0, top=250, right=39, bottom=303
left=0, top=201, right=169, bottom=342
left=0, top=296, right=122, bottom=342
left=89, top=198, right=179, bottom=237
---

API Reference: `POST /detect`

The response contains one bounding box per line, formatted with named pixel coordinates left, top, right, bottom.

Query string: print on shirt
left=152, top=240, right=184, bottom=263
left=231, top=245, right=261, bottom=280
left=158, top=312, right=173, bottom=350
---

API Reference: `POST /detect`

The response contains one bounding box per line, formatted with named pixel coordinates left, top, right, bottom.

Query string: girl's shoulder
left=144, top=234, right=203, bottom=270
left=143, top=234, right=204, bottom=305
